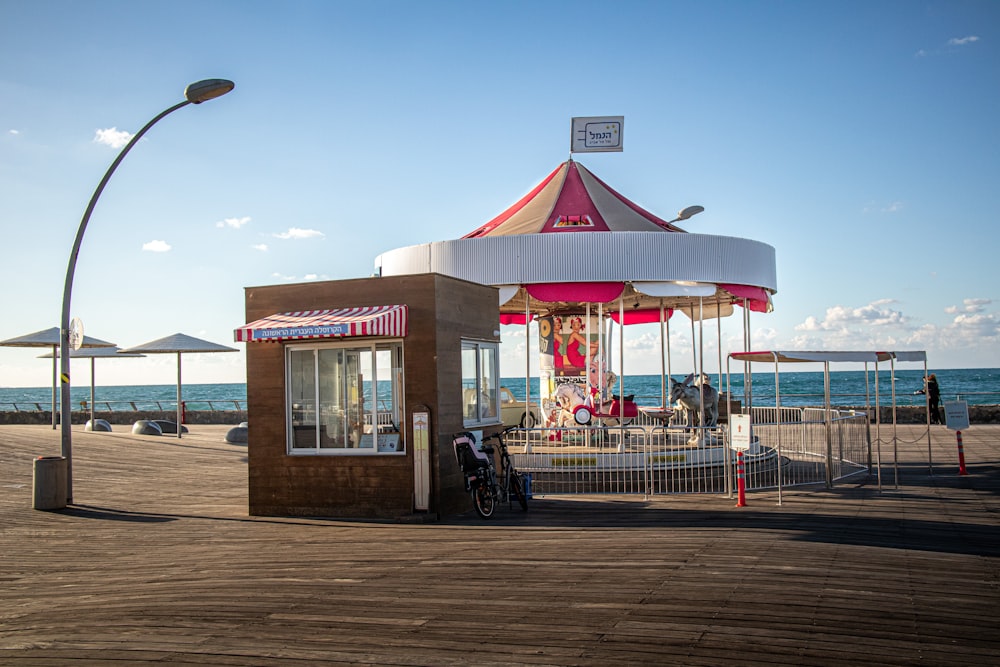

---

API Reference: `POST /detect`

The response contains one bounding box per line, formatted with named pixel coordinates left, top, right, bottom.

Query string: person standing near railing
left=916, top=374, right=942, bottom=424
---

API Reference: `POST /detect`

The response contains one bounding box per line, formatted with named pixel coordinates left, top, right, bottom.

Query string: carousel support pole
left=657, top=300, right=665, bottom=397
left=618, top=297, right=626, bottom=453
left=773, top=351, right=783, bottom=506
left=697, top=297, right=705, bottom=433
left=715, top=293, right=723, bottom=390
left=524, top=293, right=532, bottom=453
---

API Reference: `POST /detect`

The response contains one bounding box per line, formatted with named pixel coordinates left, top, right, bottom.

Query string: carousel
left=375, top=158, right=781, bottom=493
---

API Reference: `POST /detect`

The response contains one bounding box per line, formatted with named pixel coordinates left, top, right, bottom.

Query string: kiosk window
left=462, top=340, right=500, bottom=427
left=287, top=341, right=404, bottom=454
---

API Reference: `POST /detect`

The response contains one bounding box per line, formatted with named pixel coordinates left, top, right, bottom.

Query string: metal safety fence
left=503, top=408, right=871, bottom=497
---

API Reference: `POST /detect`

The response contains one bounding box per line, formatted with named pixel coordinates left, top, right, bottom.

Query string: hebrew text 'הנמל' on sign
left=571, top=116, right=623, bottom=153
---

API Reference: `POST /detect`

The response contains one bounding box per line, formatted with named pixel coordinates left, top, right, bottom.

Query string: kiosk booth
left=235, top=273, right=503, bottom=519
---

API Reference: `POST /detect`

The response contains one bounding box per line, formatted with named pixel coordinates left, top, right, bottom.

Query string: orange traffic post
left=956, top=430, right=969, bottom=476
left=735, top=450, right=747, bottom=507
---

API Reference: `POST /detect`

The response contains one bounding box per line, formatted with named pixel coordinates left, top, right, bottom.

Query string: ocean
left=2, top=368, right=1000, bottom=412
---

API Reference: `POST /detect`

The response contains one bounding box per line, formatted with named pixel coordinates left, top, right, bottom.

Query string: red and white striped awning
left=235, top=305, right=408, bottom=342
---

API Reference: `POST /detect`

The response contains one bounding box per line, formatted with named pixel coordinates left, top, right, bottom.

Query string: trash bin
left=33, top=456, right=67, bottom=510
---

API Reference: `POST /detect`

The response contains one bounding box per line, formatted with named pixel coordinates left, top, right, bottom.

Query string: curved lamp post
left=59, top=78, right=234, bottom=502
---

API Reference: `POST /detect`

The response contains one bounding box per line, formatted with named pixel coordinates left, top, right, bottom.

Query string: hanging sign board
left=943, top=401, right=970, bottom=431
left=571, top=116, right=624, bottom=153
left=730, top=413, right=752, bottom=451
left=69, top=317, right=84, bottom=350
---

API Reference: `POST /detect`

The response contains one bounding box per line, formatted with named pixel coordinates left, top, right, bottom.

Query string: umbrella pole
left=51, top=345, right=58, bottom=430
left=90, top=357, right=96, bottom=428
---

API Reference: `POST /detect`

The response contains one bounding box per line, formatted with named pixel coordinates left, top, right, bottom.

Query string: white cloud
left=252, top=243, right=268, bottom=252
left=273, top=227, right=325, bottom=240
left=8, top=129, right=18, bottom=135
left=917, top=35, right=980, bottom=58
left=271, top=272, right=296, bottom=281
left=960, top=298, right=990, bottom=313
left=142, top=239, right=171, bottom=252
left=795, top=300, right=906, bottom=334
left=94, top=127, right=133, bottom=149
left=217, top=216, right=251, bottom=229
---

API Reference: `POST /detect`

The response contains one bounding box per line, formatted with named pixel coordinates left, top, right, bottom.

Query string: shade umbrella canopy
left=121, top=333, right=238, bottom=438
left=0, top=327, right=115, bottom=348
left=1, top=327, right=117, bottom=429
left=38, top=347, right=145, bottom=429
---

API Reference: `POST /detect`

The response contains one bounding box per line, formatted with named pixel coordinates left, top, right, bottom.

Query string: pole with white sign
left=943, top=400, right=970, bottom=476
left=730, top=414, right=751, bottom=507
left=570, top=116, right=624, bottom=153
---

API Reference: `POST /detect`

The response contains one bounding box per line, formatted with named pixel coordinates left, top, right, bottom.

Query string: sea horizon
left=3, top=367, right=1000, bottom=410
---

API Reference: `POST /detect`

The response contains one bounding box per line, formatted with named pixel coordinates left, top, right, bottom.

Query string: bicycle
left=452, top=425, right=529, bottom=519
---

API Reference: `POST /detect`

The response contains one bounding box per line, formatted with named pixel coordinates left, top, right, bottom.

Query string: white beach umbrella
left=1, top=327, right=117, bottom=429
left=120, top=333, right=238, bottom=438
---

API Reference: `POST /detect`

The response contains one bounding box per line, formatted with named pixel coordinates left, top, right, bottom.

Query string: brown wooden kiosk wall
left=242, top=273, right=499, bottom=519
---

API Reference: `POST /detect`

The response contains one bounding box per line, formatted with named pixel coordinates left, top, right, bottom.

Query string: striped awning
left=235, top=305, right=408, bottom=342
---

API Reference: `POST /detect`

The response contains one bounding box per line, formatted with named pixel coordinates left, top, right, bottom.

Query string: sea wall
left=0, top=410, right=247, bottom=426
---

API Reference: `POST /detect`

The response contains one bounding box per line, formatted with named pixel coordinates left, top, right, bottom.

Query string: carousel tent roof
left=463, top=159, right=685, bottom=237
left=375, top=159, right=778, bottom=318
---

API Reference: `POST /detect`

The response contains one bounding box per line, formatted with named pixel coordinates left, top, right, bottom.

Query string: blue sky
left=1, top=0, right=998, bottom=387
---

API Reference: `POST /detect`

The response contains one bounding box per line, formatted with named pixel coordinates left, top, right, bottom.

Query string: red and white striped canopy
left=463, top=159, right=684, bottom=238
left=235, top=305, right=408, bottom=342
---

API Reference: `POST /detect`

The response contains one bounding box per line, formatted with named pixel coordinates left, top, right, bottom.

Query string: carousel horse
left=553, top=382, right=588, bottom=426
left=669, top=373, right=720, bottom=428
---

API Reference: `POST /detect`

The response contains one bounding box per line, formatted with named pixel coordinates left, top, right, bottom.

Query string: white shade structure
left=1, top=327, right=117, bottom=429
left=121, top=334, right=238, bottom=438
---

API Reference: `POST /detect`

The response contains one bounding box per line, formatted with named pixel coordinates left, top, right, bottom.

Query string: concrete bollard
left=33, top=456, right=68, bottom=510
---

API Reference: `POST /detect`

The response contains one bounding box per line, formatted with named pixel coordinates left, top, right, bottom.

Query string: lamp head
left=675, top=205, right=705, bottom=222
left=184, top=79, right=235, bottom=104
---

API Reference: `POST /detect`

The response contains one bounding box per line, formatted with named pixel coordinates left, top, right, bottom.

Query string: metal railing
left=503, top=407, right=870, bottom=497
left=0, top=399, right=247, bottom=413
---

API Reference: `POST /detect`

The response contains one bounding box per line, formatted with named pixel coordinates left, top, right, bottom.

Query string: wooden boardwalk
left=1, top=423, right=998, bottom=666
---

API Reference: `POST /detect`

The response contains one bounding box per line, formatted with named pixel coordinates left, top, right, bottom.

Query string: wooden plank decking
left=1, top=423, right=998, bottom=665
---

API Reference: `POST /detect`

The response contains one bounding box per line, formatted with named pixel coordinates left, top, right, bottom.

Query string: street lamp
left=59, top=78, right=234, bottom=503
left=668, top=205, right=705, bottom=224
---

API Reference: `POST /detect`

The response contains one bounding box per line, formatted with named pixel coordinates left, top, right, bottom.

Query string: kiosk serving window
left=287, top=341, right=404, bottom=454
left=462, top=340, right=500, bottom=427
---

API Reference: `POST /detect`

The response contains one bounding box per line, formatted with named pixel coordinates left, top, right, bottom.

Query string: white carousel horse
left=552, top=382, right=589, bottom=427
left=669, top=373, right=719, bottom=428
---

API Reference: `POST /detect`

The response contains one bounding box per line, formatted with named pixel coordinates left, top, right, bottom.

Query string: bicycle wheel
left=472, top=484, right=496, bottom=519
left=510, top=471, right=528, bottom=511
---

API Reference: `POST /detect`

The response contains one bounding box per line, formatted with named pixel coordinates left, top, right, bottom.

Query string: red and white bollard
left=735, top=450, right=747, bottom=507
left=956, top=430, right=969, bottom=476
